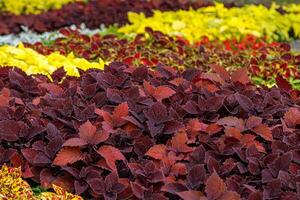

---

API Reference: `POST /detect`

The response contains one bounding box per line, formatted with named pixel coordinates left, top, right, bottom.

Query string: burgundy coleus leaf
left=234, top=93, right=254, bottom=113
left=169, top=78, right=185, bottom=86
left=103, top=172, right=127, bottom=198
left=170, top=163, right=188, bottom=176
left=218, top=191, right=241, bottom=200
left=22, top=163, right=34, bottom=179
left=205, top=172, right=241, bottom=200
left=252, top=124, right=273, bottom=141
left=0, top=87, right=10, bottom=107
left=189, top=145, right=206, bottom=164
left=78, top=120, right=108, bottom=144
left=224, top=127, right=243, bottom=140
left=177, top=191, right=205, bottom=200
left=52, top=175, right=75, bottom=193
left=276, top=76, right=292, bottom=92
left=40, top=168, right=56, bottom=188
left=241, top=134, right=266, bottom=153
left=246, top=116, right=262, bottom=129
left=201, top=72, right=225, bottom=84
left=187, top=119, right=206, bottom=133
left=62, top=138, right=88, bottom=147
left=170, top=131, right=194, bottom=153
left=128, top=161, right=165, bottom=184
left=21, top=148, right=38, bottom=164
left=205, top=123, right=222, bottom=136
left=205, top=172, right=227, bottom=199
left=217, top=116, right=245, bottom=131
left=131, top=181, right=146, bottom=199
left=112, top=102, right=129, bottom=127
left=143, top=81, right=176, bottom=101
left=210, top=64, right=230, bottom=81
left=263, top=179, right=282, bottom=199
left=10, top=152, right=23, bottom=167
left=0, top=120, right=21, bottom=141
left=53, top=147, right=85, bottom=166
left=161, top=182, right=188, bottom=195
left=283, top=107, right=300, bottom=128
left=153, top=86, right=176, bottom=101
left=194, top=79, right=219, bottom=93
left=96, top=102, right=129, bottom=128
left=95, top=108, right=114, bottom=133
left=231, top=67, right=250, bottom=85
left=96, top=145, right=126, bottom=171
left=186, top=119, right=207, bottom=142
left=38, top=83, right=64, bottom=95
left=187, top=164, right=206, bottom=189
left=63, top=120, right=108, bottom=147
left=74, top=180, right=89, bottom=194
left=144, top=102, right=169, bottom=124
left=146, top=144, right=167, bottom=160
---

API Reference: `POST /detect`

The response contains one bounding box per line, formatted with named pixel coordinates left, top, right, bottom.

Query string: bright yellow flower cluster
left=119, top=3, right=300, bottom=43
left=0, top=0, right=79, bottom=15
left=0, top=164, right=83, bottom=200
left=0, top=43, right=105, bottom=77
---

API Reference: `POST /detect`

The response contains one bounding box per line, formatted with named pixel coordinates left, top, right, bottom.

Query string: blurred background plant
left=218, top=0, right=300, bottom=7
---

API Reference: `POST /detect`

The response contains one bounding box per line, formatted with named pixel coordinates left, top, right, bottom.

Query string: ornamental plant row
left=119, top=3, right=300, bottom=42
left=0, top=0, right=77, bottom=15
left=26, top=28, right=300, bottom=89
left=0, top=62, right=300, bottom=199
left=0, top=0, right=213, bottom=35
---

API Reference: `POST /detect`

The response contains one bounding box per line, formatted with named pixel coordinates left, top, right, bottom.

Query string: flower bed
left=1, top=1, right=300, bottom=200
left=0, top=42, right=297, bottom=200
left=0, top=64, right=299, bottom=199
left=119, top=3, right=300, bottom=42
left=0, top=0, right=213, bottom=35
left=0, top=0, right=78, bottom=15
left=24, top=28, right=300, bottom=89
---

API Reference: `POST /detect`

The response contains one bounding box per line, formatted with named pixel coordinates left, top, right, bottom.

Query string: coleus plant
left=26, top=28, right=300, bottom=89
left=0, top=62, right=300, bottom=199
left=0, top=164, right=83, bottom=199
left=0, top=0, right=213, bottom=35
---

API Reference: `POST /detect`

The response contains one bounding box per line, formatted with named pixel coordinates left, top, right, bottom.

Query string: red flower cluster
left=0, top=0, right=214, bottom=34
left=0, top=63, right=300, bottom=199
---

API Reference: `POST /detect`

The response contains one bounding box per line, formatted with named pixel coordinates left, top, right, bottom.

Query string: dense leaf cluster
left=26, top=28, right=300, bottom=88
left=119, top=4, right=300, bottom=42
left=0, top=62, right=300, bottom=199
left=0, top=0, right=213, bottom=35
left=0, top=0, right=76, bottom=15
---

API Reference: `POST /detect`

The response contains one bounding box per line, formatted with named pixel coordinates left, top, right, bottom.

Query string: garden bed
left=0, top=1, right=300, bottom=200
